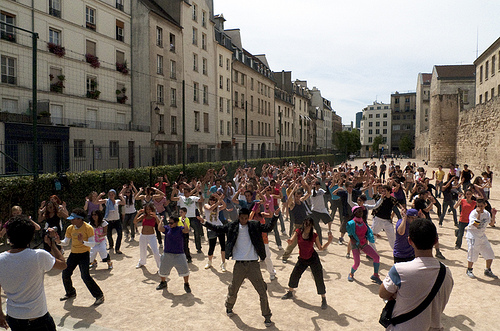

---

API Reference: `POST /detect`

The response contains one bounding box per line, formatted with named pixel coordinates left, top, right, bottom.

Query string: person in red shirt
left=281, top=218, right=333, bottom=309
left=454, top=190, right=477, bottom=249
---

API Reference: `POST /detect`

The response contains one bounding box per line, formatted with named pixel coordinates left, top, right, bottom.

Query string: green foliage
left=399, top=135, right=414, bottom=154
left=334, top=129, right=361, bottom=154
left=0, top=154, right=343, bottom=220
left=372, top=135, right=384, bottom=152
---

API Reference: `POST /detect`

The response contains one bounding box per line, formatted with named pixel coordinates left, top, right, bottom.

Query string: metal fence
left=0, top=140, right=344, bottom=175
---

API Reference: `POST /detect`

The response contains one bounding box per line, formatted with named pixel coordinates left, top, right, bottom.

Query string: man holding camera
left=0, top=215, right=66, bottom=331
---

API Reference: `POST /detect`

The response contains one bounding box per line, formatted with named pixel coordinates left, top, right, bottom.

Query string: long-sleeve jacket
left=203, top=215, right=278, bottom=260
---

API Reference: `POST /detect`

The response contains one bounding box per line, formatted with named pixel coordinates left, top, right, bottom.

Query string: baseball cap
left=406, top=209, right=418, bottom=217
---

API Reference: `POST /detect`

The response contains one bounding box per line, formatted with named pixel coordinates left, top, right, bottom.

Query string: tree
left=399, top=134, right=414, bottom=155
left=372, top=135, right=384, bottom=153
left=334, top=129, right=361, bottom=155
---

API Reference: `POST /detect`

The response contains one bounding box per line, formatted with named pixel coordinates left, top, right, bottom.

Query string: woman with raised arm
left=134, top=203, right=161, bottom=269
left=203, top=193, right=227, bottom=271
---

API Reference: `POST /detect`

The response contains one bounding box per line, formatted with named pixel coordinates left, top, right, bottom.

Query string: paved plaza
left=2, top=158, right=499, bottom=330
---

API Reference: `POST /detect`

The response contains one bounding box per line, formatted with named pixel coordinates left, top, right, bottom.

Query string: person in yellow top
left=177, top=207, right=192, bottom=263
left=435, top=165, right=446, bottom=198
left=56, top=208, right=104, bottom=306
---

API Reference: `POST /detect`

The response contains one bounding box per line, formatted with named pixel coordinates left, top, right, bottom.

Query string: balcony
left=116, top=3, right=124, bottom=11
left=86, top=22, right=96, bottom=31
left=1, top=31, right=16, bottom=43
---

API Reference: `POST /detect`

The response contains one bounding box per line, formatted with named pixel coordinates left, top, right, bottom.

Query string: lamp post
left=245, top=100, right=248, bottom=165
left=150, top=101, right=160, bottom=165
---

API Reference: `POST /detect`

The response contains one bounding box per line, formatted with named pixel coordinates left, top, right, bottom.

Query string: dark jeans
left=62, top=252, right=103, bottom=298
left=208, top=232, right=226, bottom=256
left=311, top=211, right=332, bottom=245
left=273, top=205, right=286, bottom=233
left=183, top=232, right=191, bottom=260
left=455, top=222, right=468, bottom=248
left=439, top=201, right=457, bottom=225
left=123, top=212, right=136, bottom=238
left=288, top=251, right=326, bottom=295
left=107, top=219, right=122, bottom=251
left=190, top=217, right=203, bottom=251
left=7, top=312, right=56, bottom=331
left=266, top=217, right=282, bottom=248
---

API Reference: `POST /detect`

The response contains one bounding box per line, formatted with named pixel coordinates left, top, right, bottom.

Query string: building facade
left=474, top=37, right=500, bottom=105
left=390, top=92, right=416, bottom=156
left=0, top=0, right=151, bottom=174
left=414, top=73, right=432, bottom=160
left=359, top=102, right=391, bottom=157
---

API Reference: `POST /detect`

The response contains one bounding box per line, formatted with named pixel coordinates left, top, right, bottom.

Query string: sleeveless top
left=87, top=201, right=100, bottom=216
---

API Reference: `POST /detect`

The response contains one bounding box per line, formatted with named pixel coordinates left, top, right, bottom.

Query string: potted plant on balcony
left=116, top=61, right=129, bottom=75
left=1, top=31, right=16, bottom=42
left=86, top=80, right=101, bottom=99
left=49, top=74, right=65, bottom=93
left=85, top=53, right=100, bottom=68
left=47, top=42, right=66, bottom=57
left=116, top=87, right=128, bottom=104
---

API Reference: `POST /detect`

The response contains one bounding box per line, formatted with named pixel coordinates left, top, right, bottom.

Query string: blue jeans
left=123, top=212, right=137, bottom=238
left=106, top=219, right=123, bottom=251
left=62, top=252, right=103, bottom=298
left=266, top=217, right=282, bottom=248
left=439, top=201, right=457, bottom=225
left=7, top=312, right=56, bottom=331
left=455, top=222, right=468, bottom=248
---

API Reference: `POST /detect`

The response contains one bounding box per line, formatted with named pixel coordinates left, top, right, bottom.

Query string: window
left=376, top=122, right=380, bottom=127
left=1, top=12, right=16, bottom=42
left=226, top=59, right=230, bottom=70
left=156, top=84, right=164, bottom=103
left=203, top=113, right=209, bottom=132
left=485, top=91, right=489, bottom=101
left=219, top=75, right=223, bottom=89
left=234, top=118, right=238, bottom=134
left=86, top=40, right=96, bottom=56
left=395, top=98, right=400, bottom=104
left=201, top=33, right=206, bottom=50
left=192, top=27, right=197, bottom=45
left=74, top=140, right=85, bottom=158
left=368, top=129, right=372, bottom=135
left=193, top=53, right=198, bottom=71
left=202, top=58, right=207, bottom=75
left=227, top=99, right=230, bottom=114
left=234, top=91, right=238, bottom=107
left=251, top=78, right=254, bottom=90
left=383, top=113, right=387, bottom=118
left=383, top=121, right=387, bottom=126
left=170, top=60, right=176, bottom=79
left=368, top=122, right=373, bottom=127
left=251, top=120, right=254, bottom=135
left=368, top=114, right=373, bottom=118
left=116, top=20, right=124, bottom=42
left=158, top=115, right=164, bottom=133
left=376, top=129, right=380, bottom=134
left=250, top=96, right=254, bottom=111
left=194, top=111, right=200, bottom=131
left=486, top=61, right=489, bottom=80
left=116, top=0, right=124, bottom=11
left=368, top=137, right=373, bottom=143
left=219, top=54, right=223, bottom=67
left=170, top=88, right=176, bottom=106
left=220, top=120, right=224, bottom=135
left=110, top=141, right=119, bottom=157
left=405, top=97, right=410, bottom=103
left=479, top=94, right=483, bottom=104
left=169, top=33, right=175, bottom=52
left=480, top=65, right=483, bottom=83
left=392, top=124, right=400, bottom=131
left=202, top=11, right=206, bottom=27
left=461, top=90, right=469, bottom=104
left=193, top=82, right=199, bottom=102
left=241, top=93, right=245, bottom=108
left=382, top=137, right=387, bottom=143
left=50, top=67, right=63, bottom=92
left=49, top=28, right=61, bottom=45
left=219, top=97, right=223, bottom=112
left=492, top=55, right=496, bottom=76
left=226, top=78, right=230, bottom=91
left=2, top=98, right=18, bottom=113
left=157, top=55, right=163, bottom=74
left=171, top=116, right=177, bottom=134
left=234, top=71, right=238, bottom=82
left=156, top=27, right=163, bottom=47
left=50, top=104, right=63, bottom=124
left=49, top=0, right=61, bottom=18
left=241, top=74, right=244, bottom=85
left=116, top=50, right=125, bottom=65
left=227, top=121, right=230, bottom=136
left=203, top=85, right=208, bottom=104
left=376, top=113, right=380, bottom=118
left=192, top=3, right=197, bottom=21
left=86, top=76, right=97, bottom=94
left=85, top=7, right=96, bottom=30
left=383, top=129, right=387, bottom=134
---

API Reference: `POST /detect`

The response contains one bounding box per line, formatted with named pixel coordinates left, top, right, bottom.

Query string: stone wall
left=456, top=97, right=500, bottom=174
left=428, top=94, right=459, bottom=167
left=415, top=130, right=430, bottom=161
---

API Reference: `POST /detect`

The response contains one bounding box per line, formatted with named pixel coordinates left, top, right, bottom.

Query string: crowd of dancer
left=0, top=159, right=498, bottom=328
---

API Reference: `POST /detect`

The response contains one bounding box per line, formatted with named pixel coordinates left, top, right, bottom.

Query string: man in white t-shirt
left=379, top=218, right=453, bottom=331
left=171, top=184, right=203, bottom=253
left=0, top=216, right=66, bottom=331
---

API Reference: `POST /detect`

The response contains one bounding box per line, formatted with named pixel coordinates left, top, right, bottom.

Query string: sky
left=213, top=0, right=500, bottom=124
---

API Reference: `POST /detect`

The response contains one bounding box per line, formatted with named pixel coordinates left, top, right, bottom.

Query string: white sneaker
left=204, top=261, right=212, bottom=269
left=221, top=262, right=227, bottom=272
left=277, top=245, right=283, bottom=250
left=270, top=274, right=276, bottom=281
left=136, top=263, right=144, bottom=269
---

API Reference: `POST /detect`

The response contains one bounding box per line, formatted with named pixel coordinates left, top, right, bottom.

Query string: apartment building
left=293, top=80, right=313, bottom=152
left=273, top=70, right=296, bottom=155
left=474, top=37, right=500, bottom=105
left=390, top=91, right=416, bottom=155
left=359, top=102, right=391, bottom=157
left=0, top=0, right=151, bottom=174
left=415, top=73, right=432, bottom=160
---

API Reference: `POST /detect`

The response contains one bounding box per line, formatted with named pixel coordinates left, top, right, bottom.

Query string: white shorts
left=467, top=237, right=495, bottom=262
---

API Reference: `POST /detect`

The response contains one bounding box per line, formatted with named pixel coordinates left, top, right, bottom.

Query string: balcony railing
left=116, top=3, right=124, bottom=11
left=49, top=7, right=61, bottom=18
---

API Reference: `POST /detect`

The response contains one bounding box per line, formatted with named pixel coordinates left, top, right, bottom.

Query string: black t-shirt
left=414, top=198, right=430, bottom=220
left=380, top=164, right=387, bottom=172
left=373, top=196, right=399, bottom=220
left=462, top=170, right=472, bottom=183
